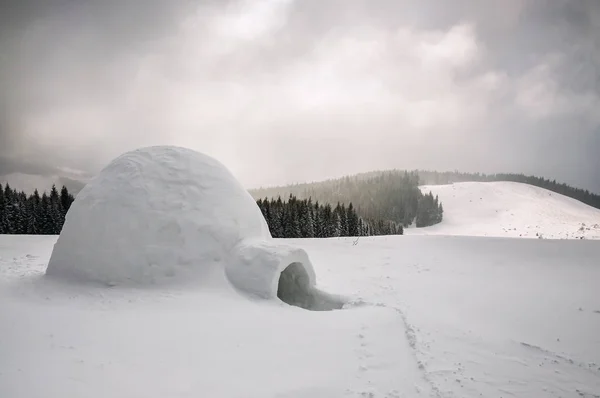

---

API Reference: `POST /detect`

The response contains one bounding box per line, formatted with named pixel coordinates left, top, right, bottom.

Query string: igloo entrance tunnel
left=46, top=146, right=344, bottom=311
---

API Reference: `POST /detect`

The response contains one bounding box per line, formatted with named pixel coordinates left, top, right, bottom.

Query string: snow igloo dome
left=46, top=146, right=343, bottom=310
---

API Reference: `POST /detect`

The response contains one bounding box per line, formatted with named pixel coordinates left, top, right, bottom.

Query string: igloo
left=46, top=146, right=344, bottom=310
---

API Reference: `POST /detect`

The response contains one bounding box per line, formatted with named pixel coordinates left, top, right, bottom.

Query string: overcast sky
left=1, top=0, right=599, bottom=192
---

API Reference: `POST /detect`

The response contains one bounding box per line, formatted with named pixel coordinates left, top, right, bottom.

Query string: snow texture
left=2, top=234, right=599, bottom=398
left=45, top=146, right=331, bottom=307
left=406, top=181, right=600, bottom=239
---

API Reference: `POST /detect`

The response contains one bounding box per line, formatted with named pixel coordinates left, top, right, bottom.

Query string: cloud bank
left=1, top=0, right=599, bottom=192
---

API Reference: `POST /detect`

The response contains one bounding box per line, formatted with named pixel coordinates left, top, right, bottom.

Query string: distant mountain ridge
left=251, top=169, right=600, bottom=211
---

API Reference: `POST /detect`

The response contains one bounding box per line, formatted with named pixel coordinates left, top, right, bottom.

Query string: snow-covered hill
left=406, top=181, right=600, bottom=240
left=1, top=235, right=599, bottom=398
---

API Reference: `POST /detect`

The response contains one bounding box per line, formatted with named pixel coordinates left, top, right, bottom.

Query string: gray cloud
left=1, top=0, right=599, bottom=193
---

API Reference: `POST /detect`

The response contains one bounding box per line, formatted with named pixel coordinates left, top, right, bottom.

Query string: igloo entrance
left=277, top=262, right=345, bottom=311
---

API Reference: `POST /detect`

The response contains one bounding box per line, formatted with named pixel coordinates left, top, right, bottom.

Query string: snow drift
left=46, top=146, right=342, bottom=310
left=407, top=181, right=600, bottom=240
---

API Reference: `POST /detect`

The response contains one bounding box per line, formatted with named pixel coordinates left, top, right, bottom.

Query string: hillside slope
left=406, top=181, right=600, bottom=239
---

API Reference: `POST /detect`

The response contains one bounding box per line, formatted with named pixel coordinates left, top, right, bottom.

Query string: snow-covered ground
left=1, top=235, right=599, bottom=398
left=406, top=181, right=600, bottom=240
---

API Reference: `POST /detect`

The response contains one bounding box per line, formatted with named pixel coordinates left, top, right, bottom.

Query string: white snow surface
left=47, top=146, right=276, bottom=287
left=1, top=235, right=599, bottom=398
left=406, top=181, right=600, bottom=240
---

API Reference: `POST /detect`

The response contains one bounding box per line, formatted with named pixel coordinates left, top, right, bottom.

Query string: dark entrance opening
left=277, top=262, right=345, bottom=311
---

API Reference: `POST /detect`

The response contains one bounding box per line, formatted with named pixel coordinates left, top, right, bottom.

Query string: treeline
left=257, top=195, right=403, bottom=238
left=0, top=183, right=75, bottom=235
left=416, top=192, right=443, bottom=227
left=417, top=170, right=600, bottom=209
left=251, top=171, right=444, bottom=228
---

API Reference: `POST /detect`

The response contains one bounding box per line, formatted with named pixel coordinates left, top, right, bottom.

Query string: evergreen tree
left=298, top=200, right=315, bottom=238
left=0, top=184, right=5, bottom=234
left=322, top=204, right=334, bottom=237
left=33, top=190, right=45, bottom=234
left=281, top=196, right=302, bottom=238
left=305, top=205, right=315, bottom=238
left=334, top=202, right=349, bottom=237
left=357, top=218, right=365, bottom=236
left=255, top=196, right=386, bottom=238
left=347, top=203, right=359, bottom=236
left=25, top=196, right=39, bottom=235
left=313, top=201, right=323, bottom=238
left=49, top=185, right=64, bottom=234
left=270, top=196, right=284, bottom=238
left=3, top=184, right=16, bottom=234
left=15, top=192, right=27, bottom=234
left=40, top=193, right=53, bottom=235
left=333, top=212, right=342, bottom=237
left=60, top=185, right=74, bottom=216
left=339, top=204, right=349, bottom=236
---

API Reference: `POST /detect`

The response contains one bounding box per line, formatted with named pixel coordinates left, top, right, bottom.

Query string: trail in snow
left=299, top=235, right=600, bottom=398
left=344, top=308, right=434, bottom=398
left=346, top=299, right=442, bottom=397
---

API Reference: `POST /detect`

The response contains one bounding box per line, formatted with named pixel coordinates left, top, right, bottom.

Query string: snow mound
left=46, top=146, right=342, bottom=309
left=406, top=181, right=600, bottom=239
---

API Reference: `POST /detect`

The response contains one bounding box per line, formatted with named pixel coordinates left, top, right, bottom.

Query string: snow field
left=301, top=235, right=600, bottom=397
left=2, top=155, right=600, bottom=397
left=1, top=235, right=428, bottom=397
left=406, top=181, right=600, bottom=240
left=2, top=234, right=599, bottom=397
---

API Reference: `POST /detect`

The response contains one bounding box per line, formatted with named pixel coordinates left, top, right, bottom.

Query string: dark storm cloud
left=0, top=0, right=599, bottom=192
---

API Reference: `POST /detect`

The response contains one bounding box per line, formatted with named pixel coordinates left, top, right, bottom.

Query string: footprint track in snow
left=345, top=301, right=441, bottom=397
left=347, top=299, right=442, bottom=397
left=352, top=325, right=407, bottom=398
